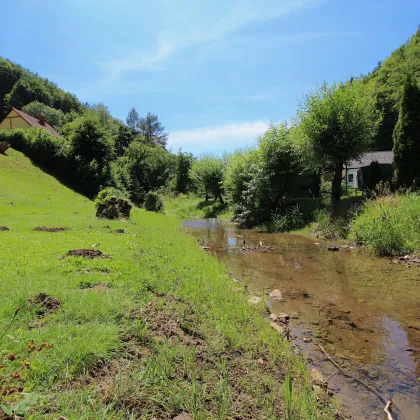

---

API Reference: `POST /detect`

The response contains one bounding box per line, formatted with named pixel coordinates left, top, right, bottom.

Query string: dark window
left=348, top=173, right=354, bottom=182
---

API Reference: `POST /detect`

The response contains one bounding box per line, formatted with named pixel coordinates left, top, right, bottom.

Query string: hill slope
left=0, top=149, right=334, bottom=419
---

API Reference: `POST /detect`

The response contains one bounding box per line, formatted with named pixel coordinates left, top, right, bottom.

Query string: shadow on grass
left=195, top=200, right=230, bottom=218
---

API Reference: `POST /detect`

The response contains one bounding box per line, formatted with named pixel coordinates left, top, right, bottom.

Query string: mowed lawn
left=0, top=149, right=332, bottom=419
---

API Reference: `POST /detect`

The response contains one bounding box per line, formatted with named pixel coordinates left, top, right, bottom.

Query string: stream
left=183, top=220, right=420, bottom=420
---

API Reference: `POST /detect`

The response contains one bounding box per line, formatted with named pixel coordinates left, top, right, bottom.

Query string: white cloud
left=168, top=120, right=272, bottom=154
left=101, top=0, right=322, bottom=81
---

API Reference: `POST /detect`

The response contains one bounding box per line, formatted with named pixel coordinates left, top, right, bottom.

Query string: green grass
left=349, top=193, right=420, bottom=255
left=0, top=149, right=335, bottom=419
left=164, top=195, right=233, bottom=221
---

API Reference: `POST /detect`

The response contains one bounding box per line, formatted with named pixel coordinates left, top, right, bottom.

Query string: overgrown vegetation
left=350, top=193, right=420, bottom=255
left=0, top=149, right=336, bottom=419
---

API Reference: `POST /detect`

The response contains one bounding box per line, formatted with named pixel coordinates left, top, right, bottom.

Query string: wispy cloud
left=168, top=120, right=272, bottom=154
left=101, top=0, right=323, bottom=81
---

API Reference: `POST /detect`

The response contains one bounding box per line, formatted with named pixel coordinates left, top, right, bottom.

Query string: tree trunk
left=331, top=161, right=343, bottom=217
left=205, top=192, right=209, bottom=201
left=214, top=192, right=224, bottom=204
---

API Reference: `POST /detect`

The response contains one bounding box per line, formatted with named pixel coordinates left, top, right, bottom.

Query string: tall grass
left=349, top=193, right=420, bottom=255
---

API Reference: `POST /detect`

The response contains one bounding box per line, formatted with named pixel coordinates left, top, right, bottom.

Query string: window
left=348, top=173, right=354, bottom=183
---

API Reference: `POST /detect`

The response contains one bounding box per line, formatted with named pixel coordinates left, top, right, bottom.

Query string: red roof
left=3, top=107, right=61, bottom=138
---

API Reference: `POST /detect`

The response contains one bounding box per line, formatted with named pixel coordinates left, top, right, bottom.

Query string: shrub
left=144, top=191, right=164, bottom=212
left=349, top=193, right=420, bottom=255
left=94, top=188, right=127, bottom=209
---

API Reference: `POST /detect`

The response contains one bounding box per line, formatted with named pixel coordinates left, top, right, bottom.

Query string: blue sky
left=1, top=0, right=419, bottom=154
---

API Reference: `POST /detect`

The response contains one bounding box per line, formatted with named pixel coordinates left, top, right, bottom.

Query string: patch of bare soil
left=34, top=227, right=70, bottom=232
left=28, top=293, right=61, bottom=316
left=109, top=229, right=125, bottom=234
left=62, top=249, right=110, bottom=259
left=0, top=226, right=9, bottom=231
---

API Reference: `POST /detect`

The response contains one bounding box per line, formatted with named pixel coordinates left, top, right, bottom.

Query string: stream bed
left=183, top=220, right=420, bottom=420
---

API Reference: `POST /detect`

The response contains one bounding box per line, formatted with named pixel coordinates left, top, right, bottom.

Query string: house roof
left=1, top=107, right=61, bottom=138
left=347, top=151, right=393, bottom=168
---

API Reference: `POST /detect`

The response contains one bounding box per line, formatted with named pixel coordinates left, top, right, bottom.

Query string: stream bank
left=184, top=219, right=420, bottom=420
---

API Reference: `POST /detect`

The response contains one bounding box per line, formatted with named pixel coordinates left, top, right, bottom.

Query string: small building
left=0, top=107, right=61, bottom=138
left=344, top=151, right=393, bottom=190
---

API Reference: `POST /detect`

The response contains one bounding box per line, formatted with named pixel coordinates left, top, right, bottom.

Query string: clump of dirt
left=110, top=229, right=125, bottom=234
left=34, top=227, right=70, bottom=232
left=0, top=226, right=9, bottom=231
left=28, top=293, right=61, bottom=315
left=63, top=249, right=110, bottom=259
left=141, top=298, right=206, bottom=347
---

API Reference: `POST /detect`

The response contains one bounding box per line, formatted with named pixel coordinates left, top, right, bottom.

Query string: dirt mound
left=34, top=227, right=70, bottom=232
left=96, top=198, right=132, bottom=220
left=28, top=293, right=61, bottom=315
left=0, top=226, right=9, bottom=231
left=110, top=229, right=125, bottom=234
left=63, top=249, right=109, bottom=259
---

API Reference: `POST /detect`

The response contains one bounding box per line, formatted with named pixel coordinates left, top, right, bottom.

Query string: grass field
left=0, top=149, right=334, bottom=419
left=164, top=195, right=233, bottom=221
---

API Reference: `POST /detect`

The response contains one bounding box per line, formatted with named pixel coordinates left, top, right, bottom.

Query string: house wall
left=0, top=110, right=30, bottom=129
left=343, top=168, right=359, bottom=189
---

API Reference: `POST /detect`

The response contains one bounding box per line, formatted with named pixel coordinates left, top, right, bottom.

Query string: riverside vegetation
left=0, top=149, right=337, bottom=419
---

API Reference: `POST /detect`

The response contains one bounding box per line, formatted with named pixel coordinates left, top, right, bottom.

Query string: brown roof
left=2, top=107, right=61, bottom=138
left=348, top=151, right=393, bottom=168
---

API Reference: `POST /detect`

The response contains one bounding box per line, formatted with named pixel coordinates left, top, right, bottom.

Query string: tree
left=65, top=114, right=115, bottom=195
left=225, top=124, right=308, bottom=227
left=189, top=156, right=225, bottom=202
left=175, top=150, right=194, bottom=193
left=126, top=107, right=140, bottom=131
left=116, top=141, right=176, bottom=204
left=22, top=101, right=64, bottom=131
left=115, top=124, right=135, bottom=156
left=393, top=75, right=420, bottom=187
left=298, top=81, right=380, bottom=214
left=138, top=112, right=168, bottom=148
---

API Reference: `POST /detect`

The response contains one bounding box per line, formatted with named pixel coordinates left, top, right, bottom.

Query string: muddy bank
left=184, top=220, right=420, bottom=420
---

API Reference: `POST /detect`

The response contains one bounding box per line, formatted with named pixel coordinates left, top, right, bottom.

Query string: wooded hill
left=365, top=26, right=420, bottom=150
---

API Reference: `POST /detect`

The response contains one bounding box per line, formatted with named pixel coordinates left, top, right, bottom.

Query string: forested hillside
left=0, top=57, right=194, bottom=204
left=366, top=27, right=420, bottom=150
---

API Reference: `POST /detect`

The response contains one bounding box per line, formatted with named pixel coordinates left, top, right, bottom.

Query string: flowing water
left=183, top=220, right=420, bottom=420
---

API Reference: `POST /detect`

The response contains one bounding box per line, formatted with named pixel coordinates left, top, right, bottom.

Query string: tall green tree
left=298, top=81, right=380, bottom=213
left=65, top=114, right=115, bottom=195
left=190, top=156, right=225, bottom=202
left=126, top=107, right=140, bottom=131
left=393, top=75, right=420, bottom=187
left=138, top=112, right=168, bottom=148
left=175, top=149, right=194, bottom=193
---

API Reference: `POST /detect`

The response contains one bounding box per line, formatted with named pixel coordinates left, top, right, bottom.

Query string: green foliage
left=189, top=156, right=225, bottom=202
left=0, top=58, right=24, bottom=115
left=138, top=111, right=168, bottom=148
left=126, top=106, right=140, bottom=130
left=116, top=141, right=176, bottom=204
left=175, top=150, right=194, bottom=193
left=298, top=80, right=381, bottom=208
left=65, top=114, right=115, bottom=195
left=144, top=191, right=164, bottom=212
left=350, top=193, right=420, bottom=255
left=115, top=124, right=135, bottom=157
left=22, top=101, right=64, bottom=131
left=365, top=28, right=420, bottom=150
left=225, top=124, right=311, bottom=227
left=284, top=371, right=293, bottom=420
left=392, top=76, right=420, bottom=187
left=94, top=187, right=126, bottom=209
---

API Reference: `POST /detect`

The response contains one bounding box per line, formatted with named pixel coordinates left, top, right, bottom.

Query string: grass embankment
left=0, top=149, right=333, bottom=419
left=350, top=193, right=420, bottom=255
left=164, top=195, right=233, bottom=221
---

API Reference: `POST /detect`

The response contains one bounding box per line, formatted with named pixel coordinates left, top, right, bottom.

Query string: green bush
left=349, top=193, right=420, bottom=255
left=144, top=191, right=164, bottom=212
left=94, top=187, right=127, bottom=209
